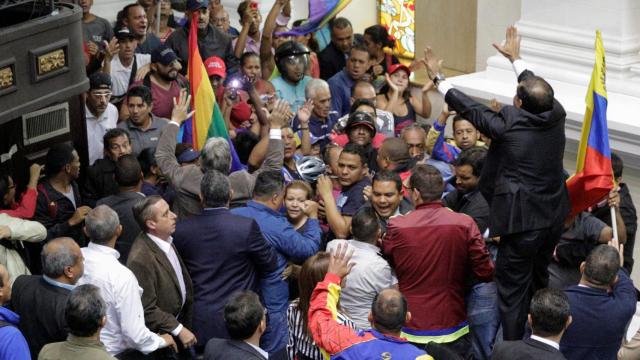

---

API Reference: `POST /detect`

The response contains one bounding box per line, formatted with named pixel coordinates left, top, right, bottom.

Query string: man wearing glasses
left=85, top=72, right=119, bottom=166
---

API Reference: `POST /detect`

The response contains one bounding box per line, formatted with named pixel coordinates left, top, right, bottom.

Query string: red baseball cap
left=388, top=63, right=411, bottom=76
left=231, top=102, right=252, bottom=127
left=204, top=56, right=226, bottom=78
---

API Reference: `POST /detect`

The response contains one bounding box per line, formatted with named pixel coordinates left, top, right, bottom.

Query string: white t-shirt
left=110, top=53, right=151, bottom=97
left=85, top=104, right=118, bottom=165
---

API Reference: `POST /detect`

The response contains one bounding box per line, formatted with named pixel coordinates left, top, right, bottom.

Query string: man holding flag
left=423, top=26, right=569, bottom=341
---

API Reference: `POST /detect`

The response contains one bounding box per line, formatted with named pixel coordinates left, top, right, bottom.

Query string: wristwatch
left=432, top=73, right=446, bottom=86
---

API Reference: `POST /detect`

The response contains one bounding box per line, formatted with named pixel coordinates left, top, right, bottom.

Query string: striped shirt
left=287, top=299, right=356, bottom=360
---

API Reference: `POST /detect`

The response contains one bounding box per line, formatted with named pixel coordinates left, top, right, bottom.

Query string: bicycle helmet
left=295, top=156, right=326, bottom=183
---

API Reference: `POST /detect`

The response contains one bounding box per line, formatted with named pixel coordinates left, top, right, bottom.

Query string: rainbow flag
left=566, top=30, right=614, bottom=218
left=275, top=0, right=351, bottom=36
left=184, top=12, right=242, bottom=171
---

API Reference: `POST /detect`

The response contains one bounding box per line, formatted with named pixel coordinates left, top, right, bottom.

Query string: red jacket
left=383, top=201, right=494, bottom=343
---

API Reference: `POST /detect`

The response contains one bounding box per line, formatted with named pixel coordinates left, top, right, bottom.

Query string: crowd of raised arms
left=0, top=0, right=637, bottom=359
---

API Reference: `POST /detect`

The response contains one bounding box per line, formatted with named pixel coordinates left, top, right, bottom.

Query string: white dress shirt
left=78, top=243, right=166, bottom=355
left=85, top=104, right=118, bottom=165
left=146, top=233, right=187, bottom=336
left=530, top=335, right=560, bottom=350
left=246, top=341, right=269, bottom=359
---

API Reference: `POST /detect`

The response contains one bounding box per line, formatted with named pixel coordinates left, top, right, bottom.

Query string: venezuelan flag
left=275, top=0, right=352, bottom=37
left=185, top=12, right=243, bottom=171
left=566, top=30, right=614, bottom=218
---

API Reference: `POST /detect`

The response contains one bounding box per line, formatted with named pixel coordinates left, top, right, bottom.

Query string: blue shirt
left=292, top=113, right=338, bottom=152
left=272, top=75, right=312, bottom=113
left=328, top=69, right=355, bottom=117
left=0, top=307, right=30, bottom=360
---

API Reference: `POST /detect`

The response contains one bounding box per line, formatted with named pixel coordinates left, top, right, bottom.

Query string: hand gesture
left=316, top=175, right=333, bottom=199
left=422, top=47, right=444, bottom=80
left=492, top=25, right=521, bottom=63
left=177, top=327, right=197, bottom=348
left=242, top=8, right=257, bottom=26
left=490, top=98, right=503, bottom=112
left=171, top=89, right=195, bottom=125
left=68, top=206, right=92, bottom=227
left=327, top=243, right=355, bottom=279
left=28, top=163, right=43, bottom=189
left=296, top=99, right=314, bottom=126
left=87, top=41, right=99, bottom=57
left=372, top=64, right=384, bottom=77
left=103, top=37, right=119, bottom=60
left=159, top=333, right=178, bottom=353
left=135, top=64, right=151, bottom=81
left=384, top=73, right=399, bottom=94
left=301, top=200, right=319, bottom=219
left=437, top=103, right=455, bottom=126
left=363, top=185, right=372, bottom=201
left=608, top=189, right=620, bottom=209
left=0, top=226, right=11, bottom=240
left=266, top=99, right=290, bottom=128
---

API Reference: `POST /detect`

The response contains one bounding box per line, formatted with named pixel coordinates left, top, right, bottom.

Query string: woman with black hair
left=363, top=24, right=400, bottom=79
left=0, top=164, right=42, bottom=219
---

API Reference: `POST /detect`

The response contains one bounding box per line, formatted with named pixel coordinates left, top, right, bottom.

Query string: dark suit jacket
left=444, top=189, right=490, bottom=234
left=492, top=338, right=566, bottom=360
left=96, top=191, right=144, bottom=264
left=204, top=338, right=267, bottom=360
left=319, top=42, right=346, bottom=80
left=82, top=158, right=119, bottom=207
left=173, top=208, right=278, bottom=347
left=10, top=275, right=70, bottom=359
left=126, top=233, right=194, bottom=334
left=445, top=71, right=569, bottom=236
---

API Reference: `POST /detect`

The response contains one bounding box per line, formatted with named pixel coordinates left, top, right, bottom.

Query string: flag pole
left=610, top=205, right=619, bottom=242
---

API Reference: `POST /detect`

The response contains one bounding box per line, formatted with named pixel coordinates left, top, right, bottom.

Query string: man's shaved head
left=371, top=288, right=408, bottom=333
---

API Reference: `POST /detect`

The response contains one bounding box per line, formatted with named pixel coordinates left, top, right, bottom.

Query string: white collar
left=530, top=335, right=560, bottom=350
left=244, top=341, right=268, bottom=359
left=146, top=233, right=173, bottom=254
left=87, top=242, right=120, bottom=259
left=84, top=104, right=104, bottom=122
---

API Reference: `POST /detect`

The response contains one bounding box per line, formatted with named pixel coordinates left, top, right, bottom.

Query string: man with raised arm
left=423, top=26, right=569, bottom=341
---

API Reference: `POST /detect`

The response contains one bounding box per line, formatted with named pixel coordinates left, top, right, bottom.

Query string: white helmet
left=295, top=156, right=326, bottom=183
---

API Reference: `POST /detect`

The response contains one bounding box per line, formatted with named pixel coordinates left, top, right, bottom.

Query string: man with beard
left=291, top=79, right=336, bottom=152
left=123, top=45, right=185, bottom=120
left=84, top=72, right=119, bottom=166
left=328, top=43, right=372, bottom=117
left=120, top=3, right=161, bottom=54
left=271, top=41, right=312, bottom=113
left=118, top=85, right=169, bottom=156
left=165, top=0, right=238, bottom=76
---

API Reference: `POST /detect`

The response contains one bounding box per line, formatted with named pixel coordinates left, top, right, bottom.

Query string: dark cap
left=345, top=111, right=376, bottom=135
left=186, top=0, right=208, bottom=11
left=177, top=148, right=201, bottom=163
left=89, top=72, right=112, bottom=90
left=151, top=45, right=179, bottom=65
left=115, top=27, right=137, bottom=40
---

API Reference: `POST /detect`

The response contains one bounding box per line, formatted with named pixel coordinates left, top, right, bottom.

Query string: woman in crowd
left=148, top=0, right=175, bottom=43
left=284, top=180, right=313, bottom=232
left=376, top=63, right=432, bottom=135
left=0, top=164, right=42, bottom=219
left=363, top=24, right=399, bottom=90
left=287, top=252, right=356, bottom=360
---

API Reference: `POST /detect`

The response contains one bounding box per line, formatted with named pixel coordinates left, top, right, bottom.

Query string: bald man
left=12, top=237, right=84, bottom=358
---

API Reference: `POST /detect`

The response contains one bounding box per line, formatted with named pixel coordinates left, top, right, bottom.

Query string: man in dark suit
left=11, top=237, right=84, bottom=359
left=493, top=288, right=570, bottom=360
left=560, top=244, right=636, bottom=360
left=173, top=170, right=277, bottom=353
left=425, top=26, right=569, bottom=340
left=96, top=154, right=145, bottom=264
left=128, top=195, right=196, bottom=358
left=319, top=17, right=353, bottom=80
left=204, top=291, right=268, bottom=360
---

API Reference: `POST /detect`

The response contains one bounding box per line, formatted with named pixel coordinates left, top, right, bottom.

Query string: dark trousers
left=495, top=223, right=563, bottom=340
left=411, top=334, right=471, bottom=360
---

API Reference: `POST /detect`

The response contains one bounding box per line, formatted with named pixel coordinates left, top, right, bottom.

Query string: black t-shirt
left=336, top=177, right=371, bottom=216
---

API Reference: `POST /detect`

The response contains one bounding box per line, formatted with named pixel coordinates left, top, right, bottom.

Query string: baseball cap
left=230, top=102, right=252, bottom=128
left=89, top=72, right=112, bottom=90
left=345, top=111, right=376, bottom=135
left=115, top=27, right=137, bottom=41
left=204, top=56, right=226, bottom=78
left=388, top=63, right=411, bottom=76
left=151, top=45, right=179, bottom=66
left=186, top=0, right=208, bottom=11
left=177, top=148, right=201, bottom=163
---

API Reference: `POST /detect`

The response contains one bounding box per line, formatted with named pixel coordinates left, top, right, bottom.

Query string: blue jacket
left=561, top=270, right=636, bottom=360
left=0, top=306, right=30, bottom=360
left=328, top=69, right=355, bottom=117
left=232, top=201, right=321, bottom=312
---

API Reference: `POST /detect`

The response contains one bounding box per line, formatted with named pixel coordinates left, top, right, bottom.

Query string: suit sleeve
left=127, top=258, right=181, bottom=333
left=254, top=138, right=284, bottom=176
left=309, top=273, right=372, bottom=355
left=613, top=270, right=637, bottom=318
left=445, top=88, right=508, bottom=140
left=467, top=219, right=494, bottom=282
left=247, top=220, right=279, bottom=274
left=273, top=219, right=321, bottom=263
left=156, top=123, right=199, bottom=195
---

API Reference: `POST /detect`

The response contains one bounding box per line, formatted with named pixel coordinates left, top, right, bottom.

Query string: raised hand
left=267, top=99, right=290, bottom=128
left=423, top=47, right=444, bottom=80
left=301, top=200, right=319, bottom=219
left=492, top=25, right=521, bottom=63
left=490, top=98, right=503, bottom=112
left=296, top=99, right=314, bottom=126
left=171, top=89, right=194, bottom=125
left=103, top=37, right=119, bottom=61
left=327, top=243, right=355, bottom=279
left=316, top=175, right=333, bottom=199
left=385, top=73, right=399, bottom=94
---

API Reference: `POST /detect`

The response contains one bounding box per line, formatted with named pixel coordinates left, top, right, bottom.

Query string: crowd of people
left=0, top=0, right=638, bottom=359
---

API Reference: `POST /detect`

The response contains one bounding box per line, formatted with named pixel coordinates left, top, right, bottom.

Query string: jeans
left=466, top=282, right=500, bottom=360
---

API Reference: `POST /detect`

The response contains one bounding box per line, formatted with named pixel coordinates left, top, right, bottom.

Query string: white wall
left=475, top=0, right=521, bottom=71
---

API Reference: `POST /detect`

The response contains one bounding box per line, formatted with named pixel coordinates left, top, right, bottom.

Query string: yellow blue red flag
left=566, top=30, right=614, bottom=218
